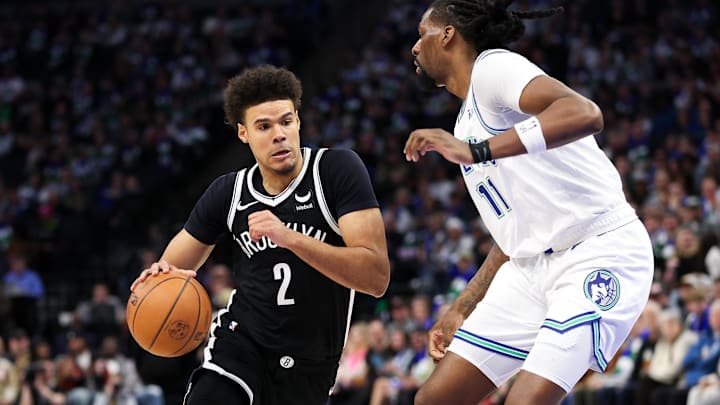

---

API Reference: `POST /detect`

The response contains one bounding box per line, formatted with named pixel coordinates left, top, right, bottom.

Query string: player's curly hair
left=428, top=0, right=563, bottom=51
left=224, top=65, right=302, bottom=125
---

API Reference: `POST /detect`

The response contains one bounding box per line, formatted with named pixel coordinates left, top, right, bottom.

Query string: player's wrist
left=515, top=116, right=546, bottom=154
left=469, top=140, right=492, bottom=163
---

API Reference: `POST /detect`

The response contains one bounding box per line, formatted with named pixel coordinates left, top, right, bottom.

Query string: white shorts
left=447, top=219, right=653, bottom=392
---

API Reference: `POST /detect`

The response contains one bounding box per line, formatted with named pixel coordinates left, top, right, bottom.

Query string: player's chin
left=416, top=70, right=439, bottom=91
left=273, top=161, right=297, bottom=175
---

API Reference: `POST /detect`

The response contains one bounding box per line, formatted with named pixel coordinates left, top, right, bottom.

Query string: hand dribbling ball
left=127, top=272, right=213, bottom=357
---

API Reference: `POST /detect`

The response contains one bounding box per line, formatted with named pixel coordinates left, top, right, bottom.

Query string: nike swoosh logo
left=236, top=201, right=260, bottom=211
left=294, top=191, right=311, bottom=203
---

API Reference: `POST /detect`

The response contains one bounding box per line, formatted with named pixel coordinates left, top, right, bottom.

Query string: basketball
left=127, top=272, right=213, bottom=358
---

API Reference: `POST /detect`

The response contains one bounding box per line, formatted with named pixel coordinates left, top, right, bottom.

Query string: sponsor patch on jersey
left=583, top=269, right=620, bottom=311
left=295, top=203, right=314, bottom=211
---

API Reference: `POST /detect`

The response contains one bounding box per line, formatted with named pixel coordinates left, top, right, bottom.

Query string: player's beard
left=415, top=61, right=440, bottom=91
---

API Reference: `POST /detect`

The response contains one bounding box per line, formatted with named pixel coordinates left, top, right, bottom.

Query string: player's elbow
left=580, top=99, right=604, bottom=135
left=368, top=260, right=391, bottom=298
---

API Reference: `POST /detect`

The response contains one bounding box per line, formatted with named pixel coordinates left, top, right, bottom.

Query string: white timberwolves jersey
left=455, top=49, right=636, bottom=258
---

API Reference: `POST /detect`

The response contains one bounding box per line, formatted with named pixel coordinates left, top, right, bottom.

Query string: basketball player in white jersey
left=404, top=1, right=654, bottom=404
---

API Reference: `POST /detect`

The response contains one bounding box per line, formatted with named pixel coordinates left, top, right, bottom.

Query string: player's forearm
left=160, top=229, right=215, bottom=271
left=284, top=234, right=390, bottom=297
left=449, top=243, right=508, bottom=318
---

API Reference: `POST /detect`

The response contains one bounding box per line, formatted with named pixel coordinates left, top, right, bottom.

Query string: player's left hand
left=130, top=261, right=197, bottom=291
left=248, top=210, right=292, bottom=247
left=427, top=308, right=465, bottom=362
left=404, top=128, right=473, bottom=165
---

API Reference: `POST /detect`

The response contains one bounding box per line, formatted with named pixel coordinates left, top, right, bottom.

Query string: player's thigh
left=518, top=220, right=653, bottom=394
left=271, top=361, right=339, bottom=404
left=414, top=351, right=495, bottom=405
left=184, top=369, right=250, bottom=405
left=520, top=325, right=595, bottom=395
left=541, top=220, right=653, bottom=374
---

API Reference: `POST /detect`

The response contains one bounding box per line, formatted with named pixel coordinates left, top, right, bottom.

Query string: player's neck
left=258, top=157, right=304, bottom=195
left=445, top=52, right=477, bottom=99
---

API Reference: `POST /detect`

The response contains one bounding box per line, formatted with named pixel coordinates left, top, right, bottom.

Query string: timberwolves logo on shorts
left=583, top=270, right=620, bottom=311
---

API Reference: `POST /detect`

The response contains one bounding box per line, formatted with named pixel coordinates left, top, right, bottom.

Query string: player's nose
left=272, top=125, right=287, bottom=142
left=411, top=40, right=420, bottom=57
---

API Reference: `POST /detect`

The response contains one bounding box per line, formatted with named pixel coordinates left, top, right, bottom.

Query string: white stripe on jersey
left=227, top=169, right=246, bottom=232
left=200, top=290, right=255, bottom=404
left=313, top=148, right=341, bottom=235
left=313, top=148, right=354, bottom=362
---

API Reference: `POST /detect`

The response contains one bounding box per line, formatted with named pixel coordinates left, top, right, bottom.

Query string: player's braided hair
left=224, top=64, right=302, bottom=125
left=428, top=0, right=563, bottom=51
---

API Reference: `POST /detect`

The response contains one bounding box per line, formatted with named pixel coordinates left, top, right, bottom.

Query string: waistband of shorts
left=221, top=316, right=341, bottom=371
left=542, top=204, right=638, bottom=255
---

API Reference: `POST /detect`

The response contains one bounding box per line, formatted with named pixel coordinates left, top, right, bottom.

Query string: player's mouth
left=413, top=59, right=422, bottom=75
left=271, top=148, right=292, bottom=160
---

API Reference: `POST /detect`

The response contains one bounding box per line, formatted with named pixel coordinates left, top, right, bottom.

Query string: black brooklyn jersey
left=185, top=148, right=379, bottom=360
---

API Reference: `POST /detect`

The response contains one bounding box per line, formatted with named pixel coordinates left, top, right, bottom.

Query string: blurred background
left=0, top=0, right=718, bottom=404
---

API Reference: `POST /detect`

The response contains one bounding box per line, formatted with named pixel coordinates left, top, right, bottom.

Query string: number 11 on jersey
left=477, top=176, right=511, bottom=218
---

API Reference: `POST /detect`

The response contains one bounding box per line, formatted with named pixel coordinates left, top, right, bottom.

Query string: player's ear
left=296, top=111, right=301, bottom=131
left=237, top=123, right=249, bottom=144
left=442, top=25, right=455, bottom=46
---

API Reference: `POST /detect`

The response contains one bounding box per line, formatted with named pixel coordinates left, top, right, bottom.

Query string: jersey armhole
left=226, top=169, right=246, bottom=232
left=313, top=149, right=342, bottom=236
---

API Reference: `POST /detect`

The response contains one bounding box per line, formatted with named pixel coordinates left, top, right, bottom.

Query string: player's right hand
left=404, top=128, right=473, bottom=164
left=427, top=308, right=465, bottom=362
left=130, top=260, right=197, bottom=291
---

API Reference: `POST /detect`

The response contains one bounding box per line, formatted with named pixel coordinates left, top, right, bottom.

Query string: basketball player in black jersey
left=130, top=65, right=391, bottom=405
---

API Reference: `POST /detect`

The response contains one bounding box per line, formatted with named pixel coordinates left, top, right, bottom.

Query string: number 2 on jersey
left=476, top=176, right=511, bottom=218
left=273, top=263, right=295, bottom=306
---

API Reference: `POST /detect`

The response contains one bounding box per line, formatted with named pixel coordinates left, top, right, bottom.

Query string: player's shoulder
left=210, top=171, right=240, bottom=187
left=203, top=171, right=243, bottom=196
left=474, top=49, right=526, bottom=64
left=316, top=147, right=364, bottom=169
left=473, top=49, right=537, bottom=73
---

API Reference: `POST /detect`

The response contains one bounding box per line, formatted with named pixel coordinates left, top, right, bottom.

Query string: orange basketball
left=126, top=272, right=213, bottom=358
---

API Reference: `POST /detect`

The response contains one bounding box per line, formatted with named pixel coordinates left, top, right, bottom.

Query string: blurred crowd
left=0, top=0, right=719, bottom=404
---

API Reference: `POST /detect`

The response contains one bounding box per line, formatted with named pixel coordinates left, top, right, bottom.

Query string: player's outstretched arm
left=428, top=243, right=509, bottom=361
left=405, top=76, right=604, bottom=166
left=248, top=207, right=390, bottom=297
left=130, top=229, right=214, bottom=291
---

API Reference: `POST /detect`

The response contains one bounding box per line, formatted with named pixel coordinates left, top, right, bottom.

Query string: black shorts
left=185, top=318, right=340, bottom=405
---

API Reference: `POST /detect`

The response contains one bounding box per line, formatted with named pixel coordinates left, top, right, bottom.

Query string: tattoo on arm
left=455, top=243, right=509, bottom=318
